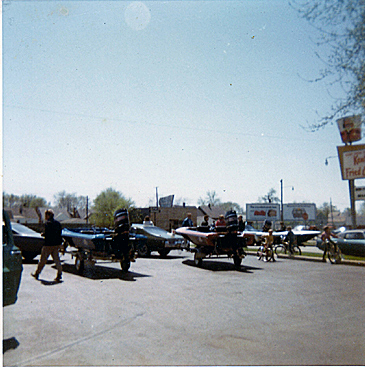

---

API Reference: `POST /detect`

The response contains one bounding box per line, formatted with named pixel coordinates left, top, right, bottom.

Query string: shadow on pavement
left=3, top=337, right=19, bottom=353
left=182, top=259, right=262, bottom=273
left=39, top=279, right=63, bottom=286
left=22, top=259, right=54, bottom=265
left=138, top=254, right=188, bottom=260
left=59, top=263, right=151, bottom=281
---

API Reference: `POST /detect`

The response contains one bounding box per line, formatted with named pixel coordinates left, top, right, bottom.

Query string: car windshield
left=11, top=222, right=40, bottom=236
left=245, top=225, right=258, bottom=231
left=345, top=232, right=365, bottom=240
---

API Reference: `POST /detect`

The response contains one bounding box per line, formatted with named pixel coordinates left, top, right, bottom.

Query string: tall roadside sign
left=336, top=114, right=363, bottom=228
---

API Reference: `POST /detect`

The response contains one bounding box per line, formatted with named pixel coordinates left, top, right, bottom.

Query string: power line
left=5, top=104, right=329, bottom=142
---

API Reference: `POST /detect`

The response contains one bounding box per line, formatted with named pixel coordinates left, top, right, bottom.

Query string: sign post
left=337, top=143, right=365, bottom=229
left=355, top=186, right=365, bottom=200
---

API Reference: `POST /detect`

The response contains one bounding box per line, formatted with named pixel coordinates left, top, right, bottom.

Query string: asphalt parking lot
left=3, top=250, right=365, bottom=366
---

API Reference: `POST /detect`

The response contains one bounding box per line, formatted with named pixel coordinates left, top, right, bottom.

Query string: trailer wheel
left=75, top=254, right=84, bottom=275
left=233, top=255, right=242, bottom=268
left=194, top=252, right=203, bottom=267
left=121, top=260, right=130, bottom=272
left=158, top=249, right=170, bottom=257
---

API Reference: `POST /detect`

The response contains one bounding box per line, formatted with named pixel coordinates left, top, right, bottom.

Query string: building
left=138, top=206, right=198, bottom=231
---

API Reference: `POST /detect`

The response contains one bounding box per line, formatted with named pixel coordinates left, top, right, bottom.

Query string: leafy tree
left=90, top=188, right=135, bottom=228
left=292, top=0, right=365, bottom=129
left=316, top=202, right=338, bottom=226
left=259, top=188, right=280, bottom=203
left=198, top=190, right=221, bottom=206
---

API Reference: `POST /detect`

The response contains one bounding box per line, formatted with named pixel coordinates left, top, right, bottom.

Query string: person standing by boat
left=200, top=215, right=209, bottom=227
left=182, top=213, right=194, bottom=227
left=215, top=215, right=226, bottom=228
left=143, top=216, right=154, bottom=226
left=31, top=209, right=63, bottom=282
left=238, top=215, right=245, bottom=231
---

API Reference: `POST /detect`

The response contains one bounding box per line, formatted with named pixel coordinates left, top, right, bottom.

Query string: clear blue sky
left=3, top=0, right=363, bottom=211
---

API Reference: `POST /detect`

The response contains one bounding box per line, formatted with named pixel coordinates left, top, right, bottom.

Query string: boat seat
left=197, top=226, right=210, bottom=233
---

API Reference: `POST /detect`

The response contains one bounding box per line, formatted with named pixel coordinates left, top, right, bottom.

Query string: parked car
left=3, top=211, right=23, bottom=306
left=11, top=222, right=45, bottom=261
left=130, top=224, right=187, bottom=257
left=317, top=229, right=365, bottom=257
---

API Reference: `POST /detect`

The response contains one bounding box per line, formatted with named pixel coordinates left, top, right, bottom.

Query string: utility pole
left=156, top=187, right=159, bottom=208
left=349, top=180, right=356, bottom=228
left=86, top=196, right=89, bottom=225
left=280, top=179, right=283, bottom=222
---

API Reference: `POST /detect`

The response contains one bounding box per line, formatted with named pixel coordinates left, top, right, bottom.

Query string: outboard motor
left=114, top=208, right=130, bottom=234
left=225, top=210, right=238, bottom=231
left=112, top=208, right=130, bottom=259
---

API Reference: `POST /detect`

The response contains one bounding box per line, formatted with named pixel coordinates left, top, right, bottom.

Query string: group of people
left=31, top=209, right=340, bottom=282
left=182, top=213, right=247, bottom=231
left=261, top=223, right=338, bottom=262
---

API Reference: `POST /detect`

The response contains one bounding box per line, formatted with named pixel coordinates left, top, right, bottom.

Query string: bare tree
left=259, top=188, right=280, bottom=203
left=292, top=0, right=365, bottom=129
left=54, top=191, right=87, bottom=212
left=198, top=190, right=221, bottom=206
left=3, top=193, right=47, bottom=208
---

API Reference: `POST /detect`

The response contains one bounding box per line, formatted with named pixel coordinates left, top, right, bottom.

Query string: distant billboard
left=283, top=203, right=316, bottom=221
left=246, top=203, right=280, bottom=221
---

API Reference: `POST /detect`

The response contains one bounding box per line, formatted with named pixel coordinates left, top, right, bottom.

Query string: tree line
left=3, top=187, right=353, bottom=229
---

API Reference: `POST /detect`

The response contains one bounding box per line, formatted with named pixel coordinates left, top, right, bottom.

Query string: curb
left=245, top=251, right=365, bottom=267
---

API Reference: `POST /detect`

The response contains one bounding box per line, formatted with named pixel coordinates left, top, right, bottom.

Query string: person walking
left=321, top=225, right=338, bottom=262
left=201, top=215, right=209, bottom=227
left=32, top=209, right=63, bottom=282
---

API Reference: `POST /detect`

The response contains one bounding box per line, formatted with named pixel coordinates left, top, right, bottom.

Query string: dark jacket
left=182, top=217, right=193, bottom=227
left=285, top=230, right=295, bottom=244
left=44, top=218, right=62, bottom=246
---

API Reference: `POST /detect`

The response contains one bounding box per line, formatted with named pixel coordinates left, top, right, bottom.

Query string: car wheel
left=138, top=244, right=150, bottom=257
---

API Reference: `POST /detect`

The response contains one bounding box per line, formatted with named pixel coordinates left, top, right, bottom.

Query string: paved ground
left=3, top=250, right=365, bottom=366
